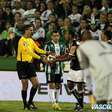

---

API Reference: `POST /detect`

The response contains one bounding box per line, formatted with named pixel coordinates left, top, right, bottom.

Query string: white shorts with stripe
left=68, top=69, right=84, bottom=82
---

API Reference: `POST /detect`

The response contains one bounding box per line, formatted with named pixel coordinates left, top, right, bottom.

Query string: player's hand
left=41, top=55, right=56, bottom=65
left=55, top=54, right=70, bottom=61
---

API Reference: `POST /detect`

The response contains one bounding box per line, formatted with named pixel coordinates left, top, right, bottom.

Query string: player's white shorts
left=68, top=69, right=84, bottom=82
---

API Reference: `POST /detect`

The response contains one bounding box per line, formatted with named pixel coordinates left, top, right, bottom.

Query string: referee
left=16, top=24, right=47, bottom=110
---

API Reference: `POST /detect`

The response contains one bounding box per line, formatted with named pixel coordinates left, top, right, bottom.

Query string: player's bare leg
left=67, top=80, right=83, bottom=112
left=54, top=83, right=62, bottom=110
left=48, top=82, right=62, bottom=110
left=48, top=82, right=57, bottom=109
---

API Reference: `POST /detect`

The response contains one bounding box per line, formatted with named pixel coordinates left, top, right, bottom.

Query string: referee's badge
left=23, top=42, right=28, bottom=47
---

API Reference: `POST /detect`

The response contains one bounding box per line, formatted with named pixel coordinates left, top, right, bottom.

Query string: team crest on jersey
left=23, top=42, right=28, bottom=47
left=51, top=44, right=53, bottom=47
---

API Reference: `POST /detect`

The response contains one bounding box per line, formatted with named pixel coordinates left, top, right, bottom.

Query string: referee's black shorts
left=16, top=61, right=36, bottom=80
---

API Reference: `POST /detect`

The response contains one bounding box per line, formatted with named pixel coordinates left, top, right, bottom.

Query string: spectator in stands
left=34, top=10, right=41, bottom=20
left=0, top=22, right=11, bottom=56
left=0, top=0, right=7, bottom=11
left=90, top=22, right=102, bottom=40
left=99, top=11, right=108, bottom=31
left=32, top=18, right=45, bottom=71
left=107, top=11, right=112, bottom=24
left=45, top=22, right=57, bottom=43
left=34, top=0, right=41, bottom=10
left=44, top=14, right=57, bottom=31
left=41, top=0, right=55, bottom=25
left=60, top=17, right=73, bottom=45
left=33, top=18, right=45, bottom=47
left=13, top=12, right=24, bottom=55
left=72, top=0, right=84, bottom=13
left=90, top=7, right=99, bottom=24
left=82, top=5, right=91, bottom=21
left=23, top=1, right=36, bottom=24
left=57, top=18, right=64, bottom=32
left=0, top=8, right=6, bottom=33
left=12, top=1, right=25, bottom=16
left=107, top=23, right=112, bottom=41
left=5, top=6, right=14, bottom=25
left=39, top=1, right=47, bottom=13
left=85, top=0, right=101, bottom=9
left=79, top=17, right=89, bottom=35
left=100, top=0, right=109, bottom=12
left=6, top=27, right=15, bottom=56
left=68, top=5, right=82, bottom=24
left=55, top=0, right=71, bottom=19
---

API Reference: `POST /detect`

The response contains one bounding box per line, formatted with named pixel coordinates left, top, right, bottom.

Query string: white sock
left=55, top=89, right=60, bottom=103
left=48, top=88, right=56, bottom=103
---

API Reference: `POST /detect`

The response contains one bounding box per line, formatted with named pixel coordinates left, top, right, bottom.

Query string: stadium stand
left=0, top=0, right=112, bottom=71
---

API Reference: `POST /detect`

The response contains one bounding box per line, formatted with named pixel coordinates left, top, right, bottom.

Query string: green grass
left=0, top=101, right=96, bottom=112
left=0, top=56, right=16, bottom=71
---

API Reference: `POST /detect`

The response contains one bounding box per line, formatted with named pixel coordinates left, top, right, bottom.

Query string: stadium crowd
left=0, top=0, right=112, bottom=57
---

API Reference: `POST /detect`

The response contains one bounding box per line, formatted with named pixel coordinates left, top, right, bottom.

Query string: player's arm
left=34, top=41, right=54, bottom=56
left=33, top=41, right=47, bottom=55
left=56, top=46, right=77, bottom=61
left=26, top=45, right=42, bottom=59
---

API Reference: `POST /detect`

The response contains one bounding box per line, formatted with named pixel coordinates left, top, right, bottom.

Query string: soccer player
left=44, top=31, right=66, bottom=110
left=16, top=24, right=49, bottom=110
left=66, top=39, right=84, bottom=112
left=56, top=34, right=95, bottom=111
left=55, top=38, right=84, bottom=112
left=77, top=30, right=112, bottom=112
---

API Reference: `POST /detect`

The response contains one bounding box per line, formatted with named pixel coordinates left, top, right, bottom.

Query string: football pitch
left=0, top=101, right=96, bottom=112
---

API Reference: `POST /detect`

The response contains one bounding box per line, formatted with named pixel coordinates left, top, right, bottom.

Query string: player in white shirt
left=77, top=30, right=112, bottom=111
left=68, top=5, right=82, bottom=23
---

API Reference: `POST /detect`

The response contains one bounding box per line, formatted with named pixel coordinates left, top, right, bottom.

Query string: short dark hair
left=51, top=30, right=60, bottom=36
left=23, top=24, right=33, bottom=33
left=52, top=30, right=59, bottom=33
left=81, top=30, right=93, bottom=41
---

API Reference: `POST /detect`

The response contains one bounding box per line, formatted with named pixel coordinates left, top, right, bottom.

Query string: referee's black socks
left=28, top=87, right=37, bottom=104
left=21, top=90, right=27, bottom=106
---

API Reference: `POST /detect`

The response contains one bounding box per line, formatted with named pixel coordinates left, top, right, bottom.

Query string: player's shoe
left=55, top=103, right=62, bottom=110
left=52, top=103, right=57, bottom=110
left=24, top=103, right=30, bottom=110
left=74, top=103, right=83, bottom=112
left=52, top=103, right=62, bottom=110
left=28, top=102, right=37, bottom=110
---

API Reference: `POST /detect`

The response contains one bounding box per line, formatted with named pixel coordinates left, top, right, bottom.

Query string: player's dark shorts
left=16, top=61, right=36, bottom=80
left=46, top=73, right=63, bottom=83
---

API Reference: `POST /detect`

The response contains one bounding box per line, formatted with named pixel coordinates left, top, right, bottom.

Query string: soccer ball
left=47, top=55, right=56, bottom=61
